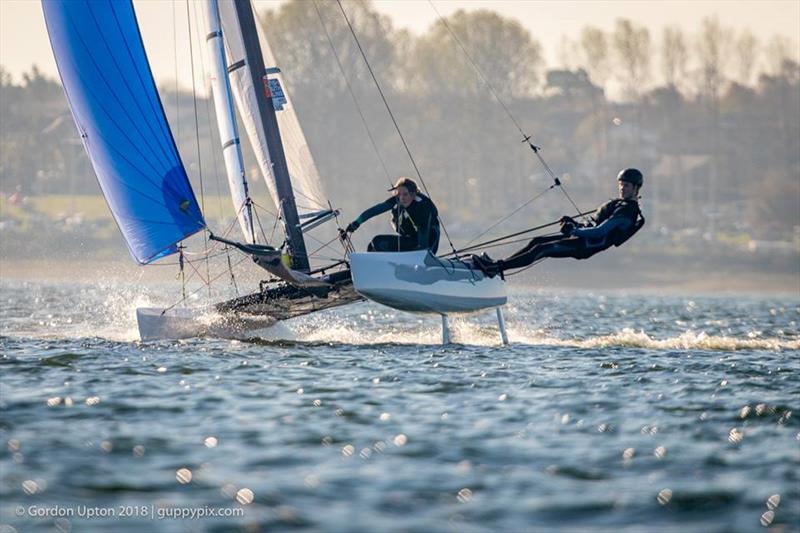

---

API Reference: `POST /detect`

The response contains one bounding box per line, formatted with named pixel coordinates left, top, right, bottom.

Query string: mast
left=231, top=0, right=310, bottom=272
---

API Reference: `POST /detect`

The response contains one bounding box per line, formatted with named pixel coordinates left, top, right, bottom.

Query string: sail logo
left=267, top=78, right=286, bottom=111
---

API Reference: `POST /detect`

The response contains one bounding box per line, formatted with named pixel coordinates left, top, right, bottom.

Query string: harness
left=393, top=204, right=419, bottom=236
left=612, top=204, right=645, bottom=247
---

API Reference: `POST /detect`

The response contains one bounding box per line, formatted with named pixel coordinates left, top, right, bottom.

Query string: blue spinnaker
left=42, top=0, right=205, bottom=264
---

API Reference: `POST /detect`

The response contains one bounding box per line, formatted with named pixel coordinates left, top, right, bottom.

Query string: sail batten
left=54, top=19, right=176, bottom=177
left=43, top=0, right=205, bottom=264
left=86, top=7, right=177, bottom=166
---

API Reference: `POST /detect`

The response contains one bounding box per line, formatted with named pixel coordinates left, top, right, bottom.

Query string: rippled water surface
left=1, top=280, right=798, bottom=532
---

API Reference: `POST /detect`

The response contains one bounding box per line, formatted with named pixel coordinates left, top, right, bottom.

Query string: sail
left=217, top=0, right=310, bottom=272
left=42, top=0, right=205, bottom=264
left=203, top=0, right=255, bottom=244
left=219, top=1, right=328, bottom=216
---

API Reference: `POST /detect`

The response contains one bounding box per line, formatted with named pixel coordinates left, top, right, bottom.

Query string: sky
left=1, top=0, right=798, bottom=87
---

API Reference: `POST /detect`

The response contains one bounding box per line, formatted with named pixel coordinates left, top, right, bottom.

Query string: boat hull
left=349, top=251, right=506, bottom=314
left=136, top=307, right=276, bottom=341
left=137, top=269, right=362, bottom=341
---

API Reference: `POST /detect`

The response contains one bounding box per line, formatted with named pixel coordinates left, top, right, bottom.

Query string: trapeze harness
left=499, top=199, right=645, bottom=270
left=353, top=194, right=441, bottom=254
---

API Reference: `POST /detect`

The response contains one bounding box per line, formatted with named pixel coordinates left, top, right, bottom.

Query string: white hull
left=349, top=251, right=506, bottom=314
left=136, top=307, right=276, bottom=341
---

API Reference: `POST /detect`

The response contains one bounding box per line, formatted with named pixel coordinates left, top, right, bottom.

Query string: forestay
left=42, top=0, right=205, bottom=264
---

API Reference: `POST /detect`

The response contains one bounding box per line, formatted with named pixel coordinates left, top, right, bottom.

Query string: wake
left=18, top=283, right=795, bottom=352
left=268, top=316, right=799, bottom=352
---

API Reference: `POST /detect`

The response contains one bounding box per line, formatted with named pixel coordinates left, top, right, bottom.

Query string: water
left=1, top=280, right=798, bottom=532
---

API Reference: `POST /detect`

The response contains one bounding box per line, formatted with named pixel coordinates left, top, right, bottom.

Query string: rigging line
left=457, top=234, right=551, bottom=253
left=171, top=249, right=233, bottom=261
left=252, top=204, right=270, bottom=245
left=426, top=1, right=528, bottom=141
left=312, top=0, right=392, bottom=186
left=331, top=203, right=354, bottom=255
left=178, top=245, right=186, bottom=300
left=169, top=250, right=199, bottom=285
left=504, top=257, right=547, bottom=277
left=306, top=256, right=344, bottom=263
left=162, top=255, right=250, bottom=313
left=306, top=233, right=343, bottom=258
left=280, top=173, right=327, bottom=209
left=192, top=0, right=246, bottom=290
left=293, top=200, right=325, bottom=212
left=205, top=202, right=247, bottom=251
left=303, top=229, right=347, bottom=258
left=186, top=0, right=211, bottom=299
left=463, top=183, right=555, bottom=248
left=312, top=255, right=346, bottom=263
left=230, top=198, right=256, bottom=238
left=268, top=209, right=281, bottom=244
left=426, top=0, right=586, bottom=219
left=558, top=182, right=583, bottom=215
left=173, top=0, right=179, bottom=137
left=249, top=200, right=316, bottom=247
left=335, top=0, right=419, bottom=185
left=182, top=249, right=211, bottom=286
left=226, top=249, right=239, bottom=296
left=173, top=248, right=215, bottom=287
left=212, top=200, right=269, bottom=250
left=182, top=239, right=224, bottom=256
left=249, top=198, right=279, bottom=219
left=309, top=258, right=348, bottom=274
left=447, top=209, right=595, bottom=256
left=335, top=0, right=458, bottom=255
left=291, top=191, right=327, bottom=210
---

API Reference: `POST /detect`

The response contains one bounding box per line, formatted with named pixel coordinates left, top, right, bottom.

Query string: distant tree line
left=1, top=0, right=798, bottom=243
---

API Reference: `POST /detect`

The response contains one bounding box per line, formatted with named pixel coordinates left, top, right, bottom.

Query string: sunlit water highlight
left=1, top=280, right=798, bottom=532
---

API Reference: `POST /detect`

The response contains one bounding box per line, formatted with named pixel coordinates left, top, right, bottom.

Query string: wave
left=7, top=282, right=796, bottom=352
left=267, top=319, right=799, bottom=352
left=523, top=328, right=799, bottom=352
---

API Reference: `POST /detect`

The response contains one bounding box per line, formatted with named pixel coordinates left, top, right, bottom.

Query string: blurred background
left=1, top=0, right=797, bottom=292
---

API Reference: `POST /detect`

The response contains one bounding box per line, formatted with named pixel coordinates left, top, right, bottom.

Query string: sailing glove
left=345, top=221, right=360, bottom=233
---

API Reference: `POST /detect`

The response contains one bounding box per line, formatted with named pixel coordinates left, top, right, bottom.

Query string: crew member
left=472, top=168, right=645, bottom=276
left=342, top=177, right=440, bottom=253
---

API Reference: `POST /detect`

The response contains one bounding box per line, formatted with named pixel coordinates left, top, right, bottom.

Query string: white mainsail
left=203, top=0, right=255, bottom=243
left=219, top=0, right=328, bottom=217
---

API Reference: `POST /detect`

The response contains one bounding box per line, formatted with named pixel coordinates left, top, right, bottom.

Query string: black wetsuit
left=353, top=193, right=440, bottom=253
left=499, top=198, right=642, bottom=270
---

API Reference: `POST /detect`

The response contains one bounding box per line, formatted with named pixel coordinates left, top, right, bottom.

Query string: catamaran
left=43, top=0, right=509, bottom=344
